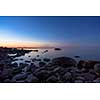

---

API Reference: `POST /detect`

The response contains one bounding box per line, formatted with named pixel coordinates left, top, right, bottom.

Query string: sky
left=0, top=16, right=100, bottom=48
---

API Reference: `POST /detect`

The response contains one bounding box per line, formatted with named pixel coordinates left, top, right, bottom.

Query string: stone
left=13, top=67, right=22, bottom=74
left=46, top=75, right=59, bottom=83
left=74, top=56, right=80, bottom=58
left=74, top=80, right=83, bottom=83
left=0, top=68, right=13, bottom=80
left=12, top=73, right=27, bottom=81
left=52, top=57, right=77, bottom=67
left=54, top=48, right=61, bottom=50
left=81, top=73, right=96, bottom=81
left=35, top=70, right=50, bottom=81
left=43, top=58, right=50, bottom=62
left=93, top=78, right=100, bottom=83
left=77, top=60, right=87, bottom=69
left=25, top=74, right=39, bottom=83
left=4, top=79, right=11, bottom=83
left=94, top=64, right=100, bottom=75
left=63, top=72, right=72, bottom=81
left=39, top=62, right=46, bottom=67
left=16, top=80, right=25, bottom=83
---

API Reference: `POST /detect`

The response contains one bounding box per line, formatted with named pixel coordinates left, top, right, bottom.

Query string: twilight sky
left=0, top=16, right=100, bottom=47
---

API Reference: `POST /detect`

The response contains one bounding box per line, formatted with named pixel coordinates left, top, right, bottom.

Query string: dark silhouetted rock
left=12, top=73, right=27, bottom=81
left=39, top=62, right=46, bottom=67
left=74, top=56, right=80, bottom=58
left=46, top=75, right=59, bottom=83
left=54, top=48, right=61, bottom=50
left=93, top=78, right=100, bottom=83
left=63, top=72, right=72, bottom=81
left=94, top=64, right=100, bottom=75
left=43, top=58, right=50, bottom=62
left=25, top=74, right=39, bottom=83
left=52, top=57, right=77, bottom=67
left=74, top=80, right=83, bottom=83
left=33, top=50, right=38, bottom=52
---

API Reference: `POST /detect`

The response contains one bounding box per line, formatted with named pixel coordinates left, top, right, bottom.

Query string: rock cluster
left=0, top=47, right=100, bottom=83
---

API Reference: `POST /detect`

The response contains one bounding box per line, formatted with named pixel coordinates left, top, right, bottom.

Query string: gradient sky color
left=0, top=16, right=100, bottom=47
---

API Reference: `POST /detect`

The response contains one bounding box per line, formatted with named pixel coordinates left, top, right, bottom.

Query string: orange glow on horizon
left=0, top=41, right=57, bottom=48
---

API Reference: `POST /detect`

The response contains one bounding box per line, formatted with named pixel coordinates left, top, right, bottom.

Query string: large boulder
left=52, top=57, right=77, bottom=67
left=94, top=64, right=100, bottom=75
left=12, top=73, right=27, bottom=81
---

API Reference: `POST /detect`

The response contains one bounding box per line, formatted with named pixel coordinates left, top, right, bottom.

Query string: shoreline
left=0, top=47, right=100, bottom=83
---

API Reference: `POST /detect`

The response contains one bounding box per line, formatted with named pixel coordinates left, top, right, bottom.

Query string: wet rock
left=52, top=57, right=77, bottom=67
left=25, top=74, right=39, bottom=83
left=76, top=76, right=85, bottom=81
left=54, top=48, right=61, bottom=50
left=4, top=79, right=11, bottom=83
left=74, top=56, right=80, bottom=58
left=33, top=50, right=38, bottom=52
left=77, top=60, right=87, bottom=69
left=13, top=67, right=22, bottom=74
left=35, top=70, right=50, bottom=81
left=74, top=80, right=83, bottom=83
left=37, top=55, right=39, bottom=57
left=16, top=80, right=25, bottom=83
left=43, top=50, right=48, bottom=53
left=43, top=58, right=50, bottom=62
left=63, top=72, right=72, bottom=81
left=11, top=62, right=18, bottom=67
left=94, top=64, right=100, bottom=75
left=25, top=60, right=31, bottom=63
left=0, top=68, right=13, bottom=80
left=39, top=62, right=46, bottom=67
left=93, top=78, right=100, bottom=83
left=81, top=72, right=96, bottom=81
left=12, top=73, right=27, bottom=81
left=46, top=75, right=59, bottom=83
left=19, top=63, right=28, bottom=69
left=87, top=61, right=100, bottom=69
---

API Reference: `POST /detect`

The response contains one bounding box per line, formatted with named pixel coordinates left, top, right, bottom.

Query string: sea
left=10, top=47, right=100, bottom=65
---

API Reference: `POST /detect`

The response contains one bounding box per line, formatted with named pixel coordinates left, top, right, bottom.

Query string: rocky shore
left=0, top=47, right=100, bottom=83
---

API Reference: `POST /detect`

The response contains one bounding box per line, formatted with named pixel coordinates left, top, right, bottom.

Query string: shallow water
left=12, top=47, right=100, bottom=65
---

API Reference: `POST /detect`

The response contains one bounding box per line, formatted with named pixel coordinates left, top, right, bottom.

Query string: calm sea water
left=12, top=47, right=100, bottom=65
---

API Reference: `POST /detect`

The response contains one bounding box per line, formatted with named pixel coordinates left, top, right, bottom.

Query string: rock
left=12, top=62, right=18, bottom=67
left=81, top=73, right=96, bottom=81
left=33, top=50, right=38, bottom=52
left=52, top=57, right=77, bottom=67
left=35, top=70, right=50, bottom=81
left=74, top=80, right=83, bottom=83
left=46, top=75, right=59, bottom=83
left=19, top=63, right=28, bottom=69
left=13, top=67, right=22, bottom=74
left=37, top=55, right=39, bottom=57
left=4, top=79, right=11, bottom=83
left=74, top=56, right=80, bottom=58
left=77, top=60, right=87, bottom=69
left=25, top=60, right=31, bottom=63
left=43, top=58, right=50, bottom=62
left=93, top=78, right=100, bottom=83
left=94, top=64, right=100, bottom=75
left=76, top=76, right=85, bottom=81
left=54, top=48, right=61, bottom=50
left=39, top=62, right=46, bottom=67
left=12, top=73, right=27, bottom=81
left=63, top=72, right=72, bottom=81
left=87, top=61, right=100, bottom=69
left=25, top=74, right=39, bottom=83
left=16, top=80, right=25, bottom=83
left=0, top=68, right=13, bottom=80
